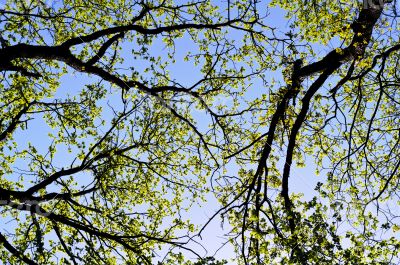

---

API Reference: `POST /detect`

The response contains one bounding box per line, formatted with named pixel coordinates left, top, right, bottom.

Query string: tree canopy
left=0, top=0, right=400, bottom=264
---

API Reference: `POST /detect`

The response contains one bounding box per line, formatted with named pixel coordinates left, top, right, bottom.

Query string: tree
left=0, top=0, right=399, bottom=264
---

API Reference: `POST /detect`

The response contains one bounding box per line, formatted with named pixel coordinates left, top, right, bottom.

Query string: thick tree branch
left=86, top=33, right=125, bottom=66
left=298, top=5, right=384, bottom=78
left=0, top=232, right=38, bottom=265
